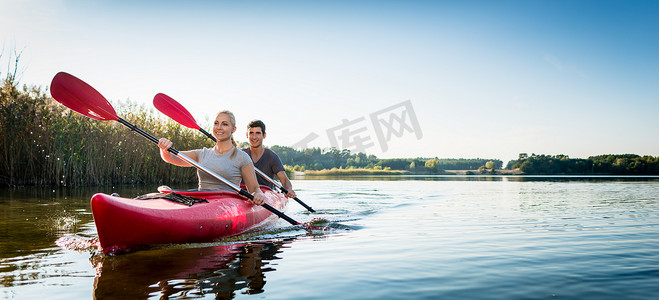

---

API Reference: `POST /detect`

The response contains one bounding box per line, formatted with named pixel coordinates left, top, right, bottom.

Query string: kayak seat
left=135, top=192, right=209, bottom=207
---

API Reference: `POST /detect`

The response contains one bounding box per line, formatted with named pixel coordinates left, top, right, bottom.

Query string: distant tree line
left=266, top=145, right=502, bottom=173
left=506, top=153, right=659, bottom=175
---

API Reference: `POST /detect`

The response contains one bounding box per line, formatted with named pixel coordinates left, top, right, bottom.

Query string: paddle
left=49, top=72, right=300, bottom=226
left=153, top=93, right=215, bottom=141
left=153, top=93, right=316, bottom=212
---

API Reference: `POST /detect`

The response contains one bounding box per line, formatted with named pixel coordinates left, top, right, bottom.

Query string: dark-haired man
left=242, top=120, right=297, bottom=198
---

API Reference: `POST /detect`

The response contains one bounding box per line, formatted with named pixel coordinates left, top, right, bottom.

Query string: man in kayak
left=157, top=110, right=265, bottom=205
left=242, top=120, right=297, bottom=199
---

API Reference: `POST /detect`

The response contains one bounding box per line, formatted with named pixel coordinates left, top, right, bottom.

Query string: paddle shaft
left=199, top=128, right=215, bottom=142
left=254, top=168, right=316, bottom=212
left=116, top=118, right=300, bottom=225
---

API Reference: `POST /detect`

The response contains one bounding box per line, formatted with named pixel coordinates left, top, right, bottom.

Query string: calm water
left=1, top=176, right=658, bottom=299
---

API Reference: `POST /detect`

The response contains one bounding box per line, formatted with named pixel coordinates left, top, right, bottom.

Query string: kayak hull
left=91, top=186, right=288, bottom=254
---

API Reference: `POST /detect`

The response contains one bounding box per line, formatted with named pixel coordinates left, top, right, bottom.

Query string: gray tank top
left=194, top=147, right=252, bottom=191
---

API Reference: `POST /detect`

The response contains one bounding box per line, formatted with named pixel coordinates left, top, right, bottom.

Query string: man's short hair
left=247, top=120, right=266, bottom=134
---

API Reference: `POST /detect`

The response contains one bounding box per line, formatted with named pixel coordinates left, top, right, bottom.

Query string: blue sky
left=2, top=0, right=658, bottom=163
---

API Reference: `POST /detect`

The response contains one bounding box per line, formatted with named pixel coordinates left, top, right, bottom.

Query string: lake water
left=1, top=176, right=658, bottom=299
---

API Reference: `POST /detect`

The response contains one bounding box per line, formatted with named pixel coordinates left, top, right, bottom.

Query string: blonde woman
left=157, top=110, right=265, bottom=205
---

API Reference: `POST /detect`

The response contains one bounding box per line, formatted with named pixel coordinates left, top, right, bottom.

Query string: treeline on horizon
left=264, top=145, right=503, bottom=173
left=506, top=153, right=659, bottom=175
left=2, top=76, right=658, bottom=187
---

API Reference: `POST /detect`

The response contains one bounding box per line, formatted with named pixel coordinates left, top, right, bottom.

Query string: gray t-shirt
left=242, top=148, right=285, bottom=188
left=194, top=147, right=252, bottom=191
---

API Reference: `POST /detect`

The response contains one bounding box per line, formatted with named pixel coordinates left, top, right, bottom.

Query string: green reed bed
left=1, top=78, right=212, bottom=187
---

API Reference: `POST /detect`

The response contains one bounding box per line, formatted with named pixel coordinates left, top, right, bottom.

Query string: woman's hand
left=251, top=191, right=265, bottom=206
left=158, top=138, right=173, bottom=151
left=157, top=139, right=197, bottom=166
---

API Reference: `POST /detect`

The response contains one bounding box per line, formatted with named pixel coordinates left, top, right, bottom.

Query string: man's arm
left=275, top=170, right=296, bottom=198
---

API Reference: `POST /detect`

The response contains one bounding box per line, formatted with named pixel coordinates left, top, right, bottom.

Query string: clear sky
left=2, top=0, right=658, bottom=163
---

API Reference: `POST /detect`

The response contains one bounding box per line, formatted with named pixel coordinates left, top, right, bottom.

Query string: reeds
left=0, top=78, right=213, bottom=187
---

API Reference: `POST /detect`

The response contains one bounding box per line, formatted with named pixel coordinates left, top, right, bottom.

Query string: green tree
left=485, top=161, right=496, bottom=170
left=425, top=158, right=439, bottom=173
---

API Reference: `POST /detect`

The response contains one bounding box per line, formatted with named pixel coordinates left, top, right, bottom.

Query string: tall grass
left=0, top=77, right=213, bottom=187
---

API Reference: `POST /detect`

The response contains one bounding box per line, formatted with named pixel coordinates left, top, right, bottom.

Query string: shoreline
left=291, top=168, right=657, bottom=178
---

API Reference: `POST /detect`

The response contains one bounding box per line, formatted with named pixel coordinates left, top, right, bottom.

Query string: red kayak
left=91, top=186, right=288, bottom=255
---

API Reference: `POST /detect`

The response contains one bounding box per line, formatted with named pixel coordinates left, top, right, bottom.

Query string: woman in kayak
left=157, top=110, right=265, bottom=206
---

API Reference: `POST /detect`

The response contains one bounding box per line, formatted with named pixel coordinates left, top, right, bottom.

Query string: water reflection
left=92, top=240, right=289, bottom=299
left=0, top=187, right=94, bottom=258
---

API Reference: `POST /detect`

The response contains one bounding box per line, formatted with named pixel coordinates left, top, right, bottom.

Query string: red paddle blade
left=50, top=72, right=119, bottom=121
left=153, top=93, right=201, bottom=130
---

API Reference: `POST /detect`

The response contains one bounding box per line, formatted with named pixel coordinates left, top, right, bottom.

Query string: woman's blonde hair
left=217, top=110, right=238, bottom=158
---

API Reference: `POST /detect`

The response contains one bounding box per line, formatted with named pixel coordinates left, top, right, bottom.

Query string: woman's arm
left=158, top=138, right=198, bottom=167
left=241, top=163, right=265, bottom=205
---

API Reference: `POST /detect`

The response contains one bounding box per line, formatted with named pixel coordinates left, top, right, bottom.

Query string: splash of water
left=55, top=236, right=101, bottom=253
